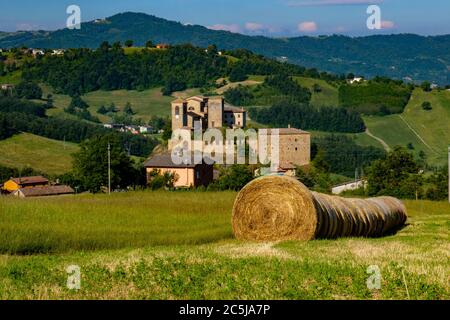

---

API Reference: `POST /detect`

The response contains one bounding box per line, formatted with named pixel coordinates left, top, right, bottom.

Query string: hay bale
left=232, top=176, right=407, bottom=241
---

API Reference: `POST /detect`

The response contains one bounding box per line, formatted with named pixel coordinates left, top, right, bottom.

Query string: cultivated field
left=0, top=191, right=448, bottom=300
left=0, top=133, right=79, bottom=175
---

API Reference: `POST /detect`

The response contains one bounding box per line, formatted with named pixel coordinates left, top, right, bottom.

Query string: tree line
left=249, top=101, right=366, bottom=133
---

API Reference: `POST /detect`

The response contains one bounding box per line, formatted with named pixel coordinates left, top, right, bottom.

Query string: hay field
left=0, top=192, right=448, bottom=300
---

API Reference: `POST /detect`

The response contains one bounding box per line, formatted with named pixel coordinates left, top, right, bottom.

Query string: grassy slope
left=0, top=133, right=79, bottom=175
left=0, top=192, right=448, bottom=299
left=364, top=89, right=450, bottom=166
left=294, top=76, right=339, bottom=107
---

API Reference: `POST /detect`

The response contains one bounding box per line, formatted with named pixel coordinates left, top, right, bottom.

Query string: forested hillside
left=1, top=12, right=449, bottom=84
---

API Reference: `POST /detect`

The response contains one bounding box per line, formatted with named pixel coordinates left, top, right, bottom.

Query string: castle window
left=175, top=106, right=180, bottom=119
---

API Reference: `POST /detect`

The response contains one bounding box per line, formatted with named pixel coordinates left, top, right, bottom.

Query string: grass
left=294, top=76, right=339, bottom=107
left=41, top=84, right=178, bottom=123
left=0, top=133, right=79, bottom=175
left=363, top=88, right=450, bottom=166
left=0, top=70, right=22, bottom=85
left=0, top=191, right=448, bottom=300
left=310, top=130, right=385, bottom=150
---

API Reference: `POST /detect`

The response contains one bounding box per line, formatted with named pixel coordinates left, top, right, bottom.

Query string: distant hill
left=0, top=12, right=449, bottom=85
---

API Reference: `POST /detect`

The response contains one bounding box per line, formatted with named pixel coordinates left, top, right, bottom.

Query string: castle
left=171, top=96, right=246, bottom=131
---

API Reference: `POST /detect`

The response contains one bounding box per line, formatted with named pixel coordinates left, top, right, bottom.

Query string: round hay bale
left=232, top=176, right=408, bottom=241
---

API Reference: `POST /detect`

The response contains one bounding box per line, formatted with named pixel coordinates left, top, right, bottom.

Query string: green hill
left=0, top=133, right=79, bottom=175
left=364, top=88, right=450, bottom=166
left=1, top=12, right=449, bottom=84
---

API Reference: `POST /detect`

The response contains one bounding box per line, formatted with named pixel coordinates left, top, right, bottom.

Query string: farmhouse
left=171, top=96, right=246, bottom=131
left=2, top=176, right=49, bottom=193
left=144, top=152, right=214, bottom=188
left=12, top=185, right=75, bottom=198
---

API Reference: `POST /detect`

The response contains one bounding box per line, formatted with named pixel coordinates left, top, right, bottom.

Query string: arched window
left=175, top=106, right=180, bottom=116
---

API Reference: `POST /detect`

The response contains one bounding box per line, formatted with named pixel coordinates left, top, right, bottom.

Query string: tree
left=422, top=101, right=432, bottom=110
left=72, top=134, right=138, bottom=193
left=97, top=105, right=108, bottom=114
left=229, top=66, right=248, bottom=82
left=123, top=102, right=134, bottom=115
left=312, top=149, right=330, bottom=172
left=147, top=169, right=176, bottom=190
left=421, top=81, right=431, bottom=92
left=211, top=165, right=254, bottom=191
left=124, top=40, right=134, bottom=48
left=69, top=95, right=89, bottom=110
left=366, top=147, right=422, bottom=199
left=313, top=83, right=322, bottom=93
left=45, top=94, right=53, bottom=108
left=15, top=81, right=42, bottom=99
left=145, top=40, right=154, bottom=48
left=347, top=73, right=355, bottom=80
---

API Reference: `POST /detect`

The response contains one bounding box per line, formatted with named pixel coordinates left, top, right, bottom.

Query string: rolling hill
left=0, top=133, right=79, bottom=175
left=364, top=88, right=450, bottom=166
left=1, top=12, right=449, bottom=84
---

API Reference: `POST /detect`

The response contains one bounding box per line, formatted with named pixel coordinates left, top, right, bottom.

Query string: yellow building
left=144, top=153, right=213, bottom=188
left=2, top=176, right=49, bottom=193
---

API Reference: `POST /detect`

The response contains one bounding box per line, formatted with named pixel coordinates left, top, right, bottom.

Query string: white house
left=332, top=180, right=367, bottom=195
left=349, top=77, right=364, bottom=84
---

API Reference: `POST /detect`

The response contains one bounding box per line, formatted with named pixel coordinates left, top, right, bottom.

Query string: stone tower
left=207, top=97, right=224, bottom=129
left=171, top=99, right=187, bottom=131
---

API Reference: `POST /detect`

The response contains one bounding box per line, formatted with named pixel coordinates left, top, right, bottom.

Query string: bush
left=422, top=101, right=432, bottom=110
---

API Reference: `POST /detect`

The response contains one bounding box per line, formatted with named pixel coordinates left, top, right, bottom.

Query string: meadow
left=0, top=191, right=448, bottom=300
left=364, top=88, right=450, bottom=166
left=0, top=133, right=79, bottom=175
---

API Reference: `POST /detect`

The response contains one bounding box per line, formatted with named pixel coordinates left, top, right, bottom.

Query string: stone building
left=259, top=128, right=311, bottom=172
left=171, top=96, right=246, bottom=131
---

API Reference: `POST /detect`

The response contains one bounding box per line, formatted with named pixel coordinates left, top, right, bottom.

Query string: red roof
left=11, top=176, right=49, bottom=186
left=14, top=185, right=74, bottom=197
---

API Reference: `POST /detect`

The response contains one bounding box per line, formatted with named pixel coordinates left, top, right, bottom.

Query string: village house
left=1, top=84, right=14, bottom=91
left=2, top=176, right=74, bottom=198
left=12, top=185, right=75, bottom=198
left=144, top=152, right=214, bottom=188
left=2, top=176, right=49, bottom=193
left=171, top=96, right=247, bottom=132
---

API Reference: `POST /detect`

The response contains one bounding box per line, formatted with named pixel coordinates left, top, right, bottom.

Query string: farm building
left=144, top=152, right=214, bottom=188
left=2, top=176, right=49, bottom=193
left=12, top=185, right=75, bottom=198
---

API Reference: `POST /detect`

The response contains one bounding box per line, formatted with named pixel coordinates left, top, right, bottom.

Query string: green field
left=0, top=133, right=79, bottom=175
left=364, top=88, right=450, bottom=166
left=294, top=76, right=339, bottom=107
left=42, top=85, right=174, bottom=123
left=0, top=191, right=448, bottom=300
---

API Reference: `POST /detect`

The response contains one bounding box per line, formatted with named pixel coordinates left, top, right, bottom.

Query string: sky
left=1, top=0, right=449, bottom=36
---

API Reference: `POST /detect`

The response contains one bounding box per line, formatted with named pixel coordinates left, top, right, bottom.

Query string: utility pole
left=108, top=143, right=111, bottom=195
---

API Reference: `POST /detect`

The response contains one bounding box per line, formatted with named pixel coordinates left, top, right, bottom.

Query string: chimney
left=288, top=124, right=291, bottom=129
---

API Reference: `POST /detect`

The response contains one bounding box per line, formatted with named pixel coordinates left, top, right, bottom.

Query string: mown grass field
left=0, top=133, right=79, bottom=175
left=364, top=88, right=450, bottom=166
left=0, top=191, right=448, bottom=300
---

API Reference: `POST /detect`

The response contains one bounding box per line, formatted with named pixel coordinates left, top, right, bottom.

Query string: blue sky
left=1, top=0, right=449, bottom=36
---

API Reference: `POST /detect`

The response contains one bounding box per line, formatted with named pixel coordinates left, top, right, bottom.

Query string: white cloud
left=245, top=22, right=265, bottom=32
left=381, top=20, right=395, bottom=29
left=207, top=24, right=241, bottom=33
left=288, top=0, right=383, bottom=6
left=298, top=21, right=318, bottom=32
